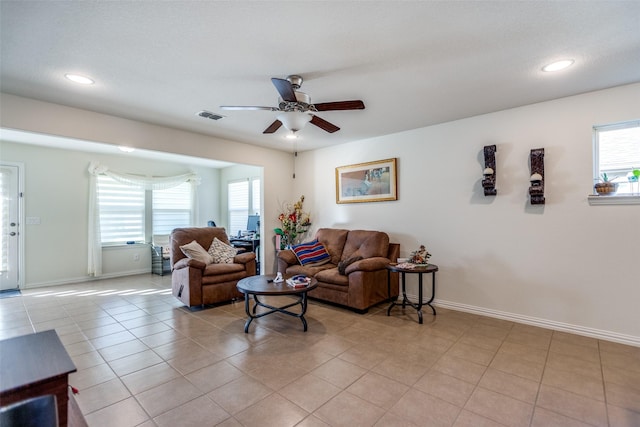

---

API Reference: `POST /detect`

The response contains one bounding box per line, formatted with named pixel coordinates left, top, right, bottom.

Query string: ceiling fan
left=220, top=75, right=365, bottom=135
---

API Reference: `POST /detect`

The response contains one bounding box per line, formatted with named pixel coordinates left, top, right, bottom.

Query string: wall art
left=336, top=158, right=397, bottom=204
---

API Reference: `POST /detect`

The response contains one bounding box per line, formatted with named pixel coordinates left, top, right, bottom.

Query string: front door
left=0, top=164, right=20, bottom=290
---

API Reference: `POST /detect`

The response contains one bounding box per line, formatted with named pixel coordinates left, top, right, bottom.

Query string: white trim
left=0, top=161, right=25, bottom=290
left=433, top=298, right=640, bottom=347
left=588, top=195, right=640, bottom=205
left=24, top=270, right=152, bottom=289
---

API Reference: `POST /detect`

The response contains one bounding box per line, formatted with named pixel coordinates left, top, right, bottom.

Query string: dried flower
left=274, top=196, right=311, bottom=248
left=409, top=245, right=431, bottom=265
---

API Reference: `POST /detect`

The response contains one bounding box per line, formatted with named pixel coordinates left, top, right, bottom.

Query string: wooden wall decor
left=529, top=148, right=545, bottom=205
left=482, top=144, right=497, bottom=196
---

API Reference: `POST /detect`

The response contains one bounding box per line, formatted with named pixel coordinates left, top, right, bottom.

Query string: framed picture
left=335, top=158, right=398, bottom=204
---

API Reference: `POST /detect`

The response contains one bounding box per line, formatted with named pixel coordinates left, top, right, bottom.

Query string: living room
left=1, top=2, right=639, bottom=426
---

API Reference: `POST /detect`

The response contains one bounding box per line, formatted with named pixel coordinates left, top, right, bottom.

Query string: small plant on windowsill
left=594, top=173, right=619, bottom=195
left=630, top=168, right=640, bottom=194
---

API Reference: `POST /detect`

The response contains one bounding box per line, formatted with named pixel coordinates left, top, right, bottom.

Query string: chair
left=170, top=227, right=256, bottom=307
left=0, top=394, right=58, bottom=427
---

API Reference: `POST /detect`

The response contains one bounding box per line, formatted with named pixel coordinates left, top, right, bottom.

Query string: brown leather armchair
left=170, top=227, right=256, bottom=307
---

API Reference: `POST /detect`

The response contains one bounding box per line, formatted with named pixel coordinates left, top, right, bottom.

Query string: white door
left=0, top=164, right=20, bottom=290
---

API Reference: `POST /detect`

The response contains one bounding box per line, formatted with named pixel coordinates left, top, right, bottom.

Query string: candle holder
left=482, top=144, right=497, bottom=196
left=529, top=148, right=545, bottom=205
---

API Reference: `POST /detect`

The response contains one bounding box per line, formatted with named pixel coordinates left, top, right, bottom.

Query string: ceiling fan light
left=285, top=132, right=298, bottom=140
left=277, top=111, right=311, bottom=132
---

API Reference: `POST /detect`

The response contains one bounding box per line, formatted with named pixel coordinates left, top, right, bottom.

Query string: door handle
left=9, top=232, right=16, bottom=236
left=10, top=222, right=16, bottom=227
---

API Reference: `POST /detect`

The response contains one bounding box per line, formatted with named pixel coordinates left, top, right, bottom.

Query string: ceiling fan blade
left=263, top=120, right=283, bottom=134
left=313, top=100, right=365, bottom=111
left=271, top=78, right=297, bottom=102
left=310, top=115, right=340, bottom=133
left=220, top=105, right=279, bottom=111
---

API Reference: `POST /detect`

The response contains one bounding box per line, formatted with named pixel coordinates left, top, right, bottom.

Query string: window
left=97, top=176, right=194, bottom=244
left=228, top=178, right=261, bottom=237
left=152, top=182, right=193, bottom=235
left=593, top=120, right=640, bottom=196
left=97, top=175, right=145, bottom=244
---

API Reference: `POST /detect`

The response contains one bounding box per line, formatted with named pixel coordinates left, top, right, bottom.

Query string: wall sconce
left=529, top=148, right=545, bottom=205
left=482, top=144, right=497, bottom=196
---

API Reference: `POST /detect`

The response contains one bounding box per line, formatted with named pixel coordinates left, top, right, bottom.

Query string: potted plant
left=594, top=173, right=619, bottom=195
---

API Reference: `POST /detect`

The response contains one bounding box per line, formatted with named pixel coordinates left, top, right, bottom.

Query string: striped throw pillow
left=292, top=240, right=331, bottom=266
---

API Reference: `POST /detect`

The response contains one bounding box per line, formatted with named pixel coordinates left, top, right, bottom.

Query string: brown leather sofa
left=170, top=227, right=256, bottom=307
left=277, top=228, right=399, bottom=313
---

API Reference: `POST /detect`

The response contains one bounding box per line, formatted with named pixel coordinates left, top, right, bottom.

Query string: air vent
left=197, top=110, right=224, bottom=120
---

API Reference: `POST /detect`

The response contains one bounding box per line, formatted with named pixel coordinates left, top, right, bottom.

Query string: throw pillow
left=338, top=256, right=363, bottom=275
left=208, top=237, right=238, bottom=264
left=180, top=240, right=213, bottom=264
left=292, top=240, right=331, bottom=266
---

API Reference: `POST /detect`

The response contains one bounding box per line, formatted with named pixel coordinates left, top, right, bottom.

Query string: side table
left=386, top=263, right=439, bottom=324
left=0, top=330, right=77, bottom=426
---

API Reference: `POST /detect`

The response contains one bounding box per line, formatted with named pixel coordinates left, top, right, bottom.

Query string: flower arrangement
left=409, top=245, right=431, bottom=265
left=274, top=195, right=311, bottom=249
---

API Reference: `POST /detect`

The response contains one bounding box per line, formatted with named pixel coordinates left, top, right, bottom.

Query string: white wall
left=294, top=83, right=640, bottom=344
left=0, top=140, right=223, bottom=286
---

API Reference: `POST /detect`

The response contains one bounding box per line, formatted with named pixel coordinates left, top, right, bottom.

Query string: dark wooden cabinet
left=0, top=330, right=77, bottom=426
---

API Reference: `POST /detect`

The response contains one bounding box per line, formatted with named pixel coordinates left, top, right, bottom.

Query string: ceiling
left=1, top=1, right=639, bottom=153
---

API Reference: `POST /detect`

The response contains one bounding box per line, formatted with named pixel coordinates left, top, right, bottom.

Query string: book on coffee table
left=286, top=275, right=311, bottom=288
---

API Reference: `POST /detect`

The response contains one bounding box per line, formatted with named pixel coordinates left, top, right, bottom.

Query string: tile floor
left=1, top=274, right=639, bottom=427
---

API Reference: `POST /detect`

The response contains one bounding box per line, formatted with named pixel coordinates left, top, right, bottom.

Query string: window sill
left=102, top=243, right=149, bottom=249
left=588, top=194, right=640, bottom=205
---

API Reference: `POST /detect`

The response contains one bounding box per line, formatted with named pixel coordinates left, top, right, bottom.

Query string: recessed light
left=542, top=60, right=574, bottom=72
left=118, top=146, right=135, bottom=153
left=65, top=73, right=95, bottom=85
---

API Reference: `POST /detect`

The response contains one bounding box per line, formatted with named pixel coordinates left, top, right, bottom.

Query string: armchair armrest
left=233, top=251, right=256, bottom=264
left=277, top=249, right=298, bottom=265
left=173, top=257, right=207, bottom=271
left=345, top=257, right=391, bottom=275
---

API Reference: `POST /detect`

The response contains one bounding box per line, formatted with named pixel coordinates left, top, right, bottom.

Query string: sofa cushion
left=316, top=228, right=350, bottom=265
left=292, top=240, right=331, bottom=266
left=341, top=230, right=389, bottom=261
left=285, top=263, right=336, bottom=278
left=180, top=240, right=213, bottom=264
left=171, top=227, right=232, bottom=265
left=208, top=237, right=238, bottom=264
left=315, top=268, right=349, bottom=286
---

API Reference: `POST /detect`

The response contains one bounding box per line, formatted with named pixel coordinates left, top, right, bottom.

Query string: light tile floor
left=1, top=274, right=639, bottom=427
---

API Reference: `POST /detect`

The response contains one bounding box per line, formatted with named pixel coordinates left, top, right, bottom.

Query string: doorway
left=0, top=163, right=22, bottom=290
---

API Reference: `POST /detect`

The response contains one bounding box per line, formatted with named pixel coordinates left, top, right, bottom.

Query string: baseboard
left=432, top=298, right=640, bottom=348
left=24, top=268, right=152, bottom=289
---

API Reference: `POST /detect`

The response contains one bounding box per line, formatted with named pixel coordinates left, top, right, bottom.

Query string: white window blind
left=97, top=175, right=145, bottom=244
left=152, top=182, right=193, bottom=235
left=227, top=178, right=261, bottom=237
left=252, top=179, right=261, bottom=215
left=228, top=180, right=249, bottom=237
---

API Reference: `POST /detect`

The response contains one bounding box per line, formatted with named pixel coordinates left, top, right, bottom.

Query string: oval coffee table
left=236, top=275, right=318, bottom=333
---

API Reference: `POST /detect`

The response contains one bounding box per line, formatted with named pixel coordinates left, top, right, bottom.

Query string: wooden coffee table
left=236, top=275, right=318, bottom=333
